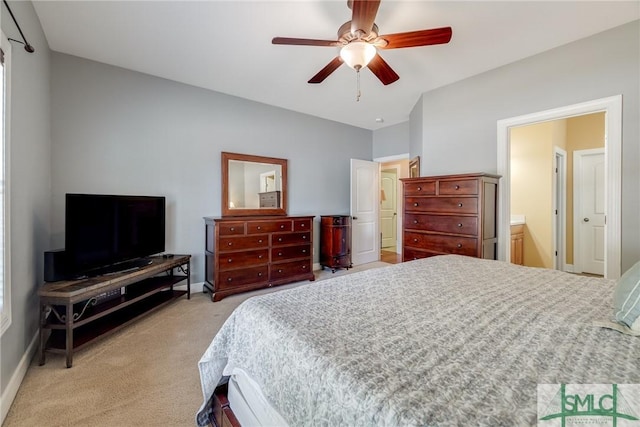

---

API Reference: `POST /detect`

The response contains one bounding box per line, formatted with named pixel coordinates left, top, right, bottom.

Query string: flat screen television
left=65, top=194, right=166, bottom=277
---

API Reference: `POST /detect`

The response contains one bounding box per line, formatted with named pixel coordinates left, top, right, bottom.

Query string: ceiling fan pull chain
left=356, top=69, right=361, bottom=102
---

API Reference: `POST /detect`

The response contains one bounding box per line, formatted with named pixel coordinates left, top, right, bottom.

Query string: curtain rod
left=2, top=0, right=35, bottom=53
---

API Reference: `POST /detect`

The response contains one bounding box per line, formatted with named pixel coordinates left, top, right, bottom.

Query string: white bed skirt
left=227, top=368, right=289, bottom=427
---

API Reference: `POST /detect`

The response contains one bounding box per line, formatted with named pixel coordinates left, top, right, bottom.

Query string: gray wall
left=409, top=95, right=424, bottom=174
left=50, top=53, right=372, bottom=283
left=416, top=20, right=639, bottom=270
left=372, top=121, right=409, bottom=159
left=0, top=1, right=51, bottom=393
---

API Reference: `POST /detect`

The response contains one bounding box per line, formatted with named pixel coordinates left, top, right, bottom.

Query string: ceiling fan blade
left=272, top=37, right=340, bottom=47
left=308, top=57, right=344, bottom=84
left=350, top=0, right=380, bottom=37
left=377, top=27, right=452, bottom=49
left=367, top=53, right=399, bottom=85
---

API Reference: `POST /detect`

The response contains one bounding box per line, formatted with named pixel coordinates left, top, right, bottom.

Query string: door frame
left=497, top=95, right=621, bottom=279
left=552, top=147, right=567, bottom=271
left=573, top=147, right=605, bottom=275
left=374, top=154, right=410, bottom=254
left=380, top=165, right=401, bottom=251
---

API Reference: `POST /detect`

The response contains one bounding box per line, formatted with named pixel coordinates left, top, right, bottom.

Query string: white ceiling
left=33, top=1, right=639, bottom=130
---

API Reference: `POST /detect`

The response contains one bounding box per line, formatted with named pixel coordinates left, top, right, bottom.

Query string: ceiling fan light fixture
left=340, top=41, right=376, bottom=70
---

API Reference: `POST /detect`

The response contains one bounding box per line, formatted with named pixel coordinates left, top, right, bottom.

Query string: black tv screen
left=65, top=194, right=166, bottom=276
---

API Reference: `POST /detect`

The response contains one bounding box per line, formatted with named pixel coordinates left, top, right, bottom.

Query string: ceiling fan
left=272, top=0, right=452, bottom=86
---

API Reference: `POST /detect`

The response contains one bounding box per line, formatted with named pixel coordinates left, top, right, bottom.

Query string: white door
left=575, top=148, right=605, bottom=275
left=380, top=169, right=397, bottom=249
left=350, top=159, right=380, bottom=265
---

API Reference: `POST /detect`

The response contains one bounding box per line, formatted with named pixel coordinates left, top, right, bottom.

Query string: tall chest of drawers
left=320, top=215, right=352, bottom=272
left=401, top=173, right=500, bottom=261
left=204, top=216, right=315, bottom=301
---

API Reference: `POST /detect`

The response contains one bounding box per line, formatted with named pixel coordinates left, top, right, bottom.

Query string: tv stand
left=38, top=255, right=190, bottom=368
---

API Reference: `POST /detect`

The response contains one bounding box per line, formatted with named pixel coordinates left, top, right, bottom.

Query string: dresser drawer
left=403, top=248, right=440, bottom=262
left=218, top=249, right=269, bottom=270
left=405, top=197, right=478, bottom=214
left=218, top=266, right=269, bottom=290
left=271, top=260, right=311, bottom=280
left=405, top=213, right=479, bottom=236
left=272, top=232, right=311, bottom=246
left=403, top=181, right=436, bottom=196
left=438, top=179, right=478, bottom=195
left=247, top=220, right=292, bottom=234
left=218, top=222, right=245, bottom=236
left=271, top=244, right=311, bottom=260
left=404, top=232, right=478, bottom=256
left=294, top=218, right=312, bottom=231
left=218, top=235, right=269, bottom=252
left=324, top=216, right=350, bottom=226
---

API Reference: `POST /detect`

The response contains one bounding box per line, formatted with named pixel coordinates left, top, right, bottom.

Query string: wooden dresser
left=204, top=216, right=314, bottom=301
left=320, top=215, right=352, bottom=272
left=401, top=173, right=500, bottom=261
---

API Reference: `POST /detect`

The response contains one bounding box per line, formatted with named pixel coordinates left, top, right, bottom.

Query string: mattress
left=197, top=255, right=640, bottom=426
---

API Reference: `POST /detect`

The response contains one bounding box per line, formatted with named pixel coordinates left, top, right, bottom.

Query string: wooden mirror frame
left=409, top=156, right=421, bottom=178
left=221, top=152, right=288, bottom=217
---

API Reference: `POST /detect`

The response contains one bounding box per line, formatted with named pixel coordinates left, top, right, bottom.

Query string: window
left=1, top=31, right=11, bottom=335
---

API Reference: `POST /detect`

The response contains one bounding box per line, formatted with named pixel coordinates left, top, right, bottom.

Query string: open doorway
left=374, top=155, right=410, bottom=264
left=497, top=95, right=621, bottom=279
left=509, top=112, right=604, bottom=275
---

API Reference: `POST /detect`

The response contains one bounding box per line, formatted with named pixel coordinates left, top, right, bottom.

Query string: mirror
left=221, top=152, right=288, bottom=216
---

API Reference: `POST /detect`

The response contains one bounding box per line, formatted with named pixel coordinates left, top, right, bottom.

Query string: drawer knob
left=413, top=220, right=418, bottom=224
left=230, top=227, right=235, bottom=231
left=258, top=272, right=263, bottom=277
left=258, top=255, right=263, bottom=259
left=280, top=225, right=285, bottom=229
left=455, top=185, right=460, bottom=190
left=301, top=223, right=306, bottom=227
left=457, top=243, right=462, bottom=248
left=228, top=242, right=232, bottom=246
left=413, top=202, right=419, bottom=207
left=303, top=235, right=307, bottom=240
left=257, top=226, right=262, bottom=230
left=258, top=239, right=263, bottom=243
left=458, top=203, right=463, bottom=207
left=413, top=238, right=418, bottom=242
left=302, top=249, right=307, bottom=253
left=227, top=277, right=232, bottom=282
left=457, top=223, right=463, bottom=228
left=278, top=237, right=283, bottom=242
left=227, top=258, right=233, bottom=263
left=278, top=269, right=283, bottom=273
left=278, top=252, right=282, bottom=256
left=302, top=265, right=307, bottom=269
left=417, top=186, right=422, bottom=191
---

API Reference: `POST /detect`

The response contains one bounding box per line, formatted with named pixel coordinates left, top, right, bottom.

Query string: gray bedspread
left=197, top=255, right=640, bottom=426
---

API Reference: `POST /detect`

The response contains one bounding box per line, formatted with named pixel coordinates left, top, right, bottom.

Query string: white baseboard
left=175, top=281, right=204, bottom=294
left=564, top=264, right=575, bottom=273
left=1, top=331, right=38, bottom=424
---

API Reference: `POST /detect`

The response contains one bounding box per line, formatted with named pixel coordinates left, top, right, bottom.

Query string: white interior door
left=350, top=159, right=380, bottom=265
left=575, top=148, right=605, bottom=275
left=380, top=169, right=397, bottom=249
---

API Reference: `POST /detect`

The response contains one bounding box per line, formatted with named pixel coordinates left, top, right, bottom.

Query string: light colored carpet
left=3, top=261, right=390, bottom=427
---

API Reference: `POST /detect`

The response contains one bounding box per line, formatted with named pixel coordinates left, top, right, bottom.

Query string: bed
left=196, top=255, right=640, bottom=426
